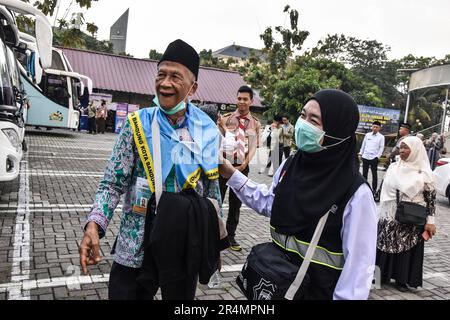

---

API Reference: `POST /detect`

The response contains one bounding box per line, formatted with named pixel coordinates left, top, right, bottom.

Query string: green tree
left=149, top=49, right=163, bottom=60
left=83, top=35, right=113, bottom=53
left=393, top=54, right=450, bottom=128
left=244, top=6, right=385, bottom=121
left=22, top=0, right=97, bottom=16
left=244, top=5, right=310, bottom=118
left=311, top=34, right=399, bottom=107
left=17, top=0, right=101, bottom=50
left=199, top=49, right=234, bottom=69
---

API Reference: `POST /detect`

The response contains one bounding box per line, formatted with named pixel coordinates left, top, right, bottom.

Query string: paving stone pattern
left=0, top=128, right=449, bottom=300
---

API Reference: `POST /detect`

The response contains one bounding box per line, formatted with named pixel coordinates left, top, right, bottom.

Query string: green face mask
left=153, top=95, right=186, bottom=115
left=295, top=117, right=350, bottom=153
left=154, top=82, right=196, bottom=115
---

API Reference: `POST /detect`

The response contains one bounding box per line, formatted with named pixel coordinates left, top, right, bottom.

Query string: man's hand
left=235, top=163, right=248, bottom=172
left=425, top=224, right=436, bottom=239
left=219, top=155, right=236, bottom=179
left=79, top=221, right=102, bottom=275
left=217, top=114, right=227, bottom=133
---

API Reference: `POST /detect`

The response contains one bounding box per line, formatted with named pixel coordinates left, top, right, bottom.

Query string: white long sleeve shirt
left=226, top=161, right=378, bottom=300
left=359, top=132, right=385, bottom=160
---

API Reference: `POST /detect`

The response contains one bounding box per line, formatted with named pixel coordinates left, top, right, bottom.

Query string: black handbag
left=236, top=157, right=340, bottom=300
left=395, top=190, right=428, bottom=226
left=236, top=242, right=307, bottom=300
left=236, top=207, right=337, bottom=300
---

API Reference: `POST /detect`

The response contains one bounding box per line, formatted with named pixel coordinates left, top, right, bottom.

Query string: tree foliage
left=149, top=49, right=163, bottom=61
left=242, top=5, right=449, bottom=128
left=23, top=0, right=98, bottom=16
left=17, top=0, right=109, bottom=52
left=199, top=49, right=237, bottom=69
left=244, top=7, right=387, bottom=121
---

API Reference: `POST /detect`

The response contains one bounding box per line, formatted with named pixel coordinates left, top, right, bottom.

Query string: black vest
left=271, top=158, right=366, bottom=253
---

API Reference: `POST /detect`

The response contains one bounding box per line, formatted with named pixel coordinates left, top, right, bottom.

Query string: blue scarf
left=131, top=103, right=220, bottom=190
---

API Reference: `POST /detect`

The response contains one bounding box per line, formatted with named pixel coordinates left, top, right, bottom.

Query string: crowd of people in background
left=425, top=133, right=446, bottom=170
left=258, top=115, right=295, bottom=176
left=78, top=38, right=449, bottom=301
left=77, top=99, right=109, bottom=134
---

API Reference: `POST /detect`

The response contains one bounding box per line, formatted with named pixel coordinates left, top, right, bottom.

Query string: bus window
left=71, top=79, right=80, bottom=109
left=0, top=38, right=14, bottom=107
left=39, top=74, right=70, bottom=108
left=51, top=50, right=66, bottom=71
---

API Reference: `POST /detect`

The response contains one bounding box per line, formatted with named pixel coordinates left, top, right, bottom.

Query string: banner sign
left=357, top=105, right=401, bottom=135
left=115, top=103, right=128, bottom=133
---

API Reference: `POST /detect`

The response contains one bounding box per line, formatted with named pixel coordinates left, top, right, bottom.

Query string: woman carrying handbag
left=376, top=136, right=437, bottom=292
left=220, top=89, right=378, bottom=300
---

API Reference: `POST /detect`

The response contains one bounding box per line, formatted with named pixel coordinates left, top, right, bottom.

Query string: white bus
left=20, top=45, right=93, bottom=130
left=0, top=0, right=52, bottom=182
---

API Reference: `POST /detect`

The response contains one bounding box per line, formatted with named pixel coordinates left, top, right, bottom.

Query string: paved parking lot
left=0, top=128, right=449, bottom=300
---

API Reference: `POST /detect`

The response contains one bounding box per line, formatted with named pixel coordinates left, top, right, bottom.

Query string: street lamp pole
left=404, top=93, right=411, bottom=123
left=441, top=86, right=449, bottom=135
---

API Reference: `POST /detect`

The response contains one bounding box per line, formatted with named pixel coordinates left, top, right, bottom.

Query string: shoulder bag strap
left=284, top=204, right=339, bottom=300
left=151, top=113, right=163, bottom=208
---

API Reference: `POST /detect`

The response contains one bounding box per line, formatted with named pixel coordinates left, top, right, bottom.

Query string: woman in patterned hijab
left=377, top=136, right=437, bottom=292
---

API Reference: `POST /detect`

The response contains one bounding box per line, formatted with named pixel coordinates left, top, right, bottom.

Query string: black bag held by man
left=236, top=242, right=306, bottom=300
left=395, top=190, right=427, bottom=226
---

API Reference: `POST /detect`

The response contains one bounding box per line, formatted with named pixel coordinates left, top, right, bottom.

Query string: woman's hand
left=219, top=155, right=236, bottom=179
left=424, top=224, right=436, bottom=239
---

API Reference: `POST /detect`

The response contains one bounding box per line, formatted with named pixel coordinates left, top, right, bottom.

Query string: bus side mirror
left=17, top=42, right=27, bottom=51
left=35, top=16, right=53, bottom=69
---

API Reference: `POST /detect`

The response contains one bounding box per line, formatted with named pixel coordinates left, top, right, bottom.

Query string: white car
left=433, top=157, right=450, bottom=205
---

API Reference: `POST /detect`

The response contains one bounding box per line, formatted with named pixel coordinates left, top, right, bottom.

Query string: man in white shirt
left=359, top=121, right=385, bottom=193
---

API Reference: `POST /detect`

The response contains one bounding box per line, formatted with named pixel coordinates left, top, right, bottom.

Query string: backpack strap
left=278, top=155, right=295, bottom=184
left=272, top=155, right=295, bottom=194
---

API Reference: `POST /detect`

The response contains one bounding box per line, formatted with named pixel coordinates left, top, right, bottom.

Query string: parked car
left=433, top=157, right=450, bottom=205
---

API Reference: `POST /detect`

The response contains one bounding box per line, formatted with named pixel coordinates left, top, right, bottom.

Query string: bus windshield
left=6, top=47, right=20, bottom=89
left=0, top=37, right=14, bottom=107
left=39, top=74, right=70, bottom=108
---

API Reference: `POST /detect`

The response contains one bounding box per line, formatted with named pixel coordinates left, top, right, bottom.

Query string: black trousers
left=362, top=157, right=379, bottom=191
left=88, top=117, right=96, bottom=133
left=96, top=118, right=106, bottom=134
left=283, top=146, right=291, bottom=160
left=266, top=146, right=284, bottom=170
left=219, top=165, right=250, bottom=239
left=108, top=262, right=198, bottom=300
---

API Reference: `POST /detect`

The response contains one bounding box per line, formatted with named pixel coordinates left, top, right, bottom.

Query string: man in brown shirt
left=95, top=100, right=108, bottom=134
left=218, top=85, right=260, bottom=251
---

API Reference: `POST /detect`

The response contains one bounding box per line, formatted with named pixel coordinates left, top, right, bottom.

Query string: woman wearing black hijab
left=220, top=89, right=378, bottom=300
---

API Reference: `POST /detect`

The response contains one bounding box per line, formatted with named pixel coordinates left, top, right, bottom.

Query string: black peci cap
left=400, top=122, right=411, bottom=130
left=158, top=39, right=200, bottom=80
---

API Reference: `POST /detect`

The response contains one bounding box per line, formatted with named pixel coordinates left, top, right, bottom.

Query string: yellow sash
left=128, top=112, right=211, bottom=191
left=129, top=112, right=156, bottom=193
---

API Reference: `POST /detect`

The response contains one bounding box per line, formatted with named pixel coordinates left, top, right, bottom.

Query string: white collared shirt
left=360, top=132, right=385, bottom=160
